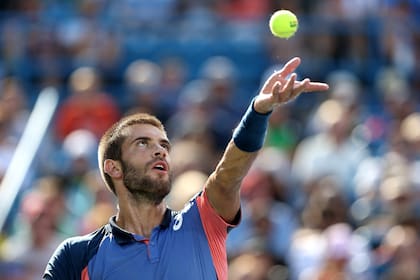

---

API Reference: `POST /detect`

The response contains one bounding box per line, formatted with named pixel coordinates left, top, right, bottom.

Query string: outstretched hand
left=254, top=57, right=329, bottom=113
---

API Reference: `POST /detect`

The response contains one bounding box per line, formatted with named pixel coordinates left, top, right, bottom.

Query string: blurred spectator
left=55, top=0, right=124, bottom=75
left=379, top=173, right=416, bottom=225
left=300, top=175, right=351, bottom=230
left=123, top=59, right=164, bottom=118
left=76, top=169, right=117, bottom=235
left=289, top=182, right=374, bottom=280
left=60, top=128, right=98, bottom=177
left=0, top=77, right=29, bottom=139
left=228, top=250, right=279, bottom=280
left=124, top=57, right=188, bottom=123
left=380, top=0, right=418, bottom=79
left=376, top=225, right=420, bottom=280
left=0, top=77, right=30, bottom=181
left=292, top=98, right=370, bottom=202
left=400, top=112, right=420, bottom=162
left=165, top=170, right=207, bottom=211
left=78, top=199, right=116, bottom=235
left=289, top=223, right=374, bottom=280
left=165, top=79, right=213, bottom=142
left=58, top=130, right=115, bottom=236
left=265, top=103, right=300, bottom=154
left=169, top=138, right=216, bottom=177
left=0, top=19, right=27, bottom=79
left=198, top=55, right=243, bottom=151
left=306, top=69, right=362, bottom=136
left=107, top=0, right=178, bottom=30
left=54, top=66, right=121, bottom=141
left=0, top=1, right=419, bottom=280
left=157, top=56, right=189, bottom=118
left=0, top=175, right=66, bottom=280
left=26, top=22, right=64, bottom=89
left=164, top=80, right=222, bottom=173
left=227, top=147, right=299, bottom=269
left=312, top=0, right=380, bottom=20
left=215, top=0, right=270, bottom=22
left=367, top=67, right=418, bottom=154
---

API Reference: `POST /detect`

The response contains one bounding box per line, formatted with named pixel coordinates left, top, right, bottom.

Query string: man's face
left=120, top=124, right=172, bottom=204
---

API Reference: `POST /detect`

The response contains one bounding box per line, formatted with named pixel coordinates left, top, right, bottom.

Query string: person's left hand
left=254, top=57, right=329, bottom=113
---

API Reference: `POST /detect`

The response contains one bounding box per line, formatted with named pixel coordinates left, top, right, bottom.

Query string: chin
left=155, top=177, right=172, bottom=196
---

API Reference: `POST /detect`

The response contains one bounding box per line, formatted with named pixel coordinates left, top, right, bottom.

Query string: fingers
left=306, top=82, right=330, bottom=92
left=278, top=57, right=329, bottom=93
left=274, top=73, right=297, bottom=103
left=261, top=57, right=329, bottom=99
left=279, top=57, right=301, bottom=76
left=284, top=78, right=329, bottom=102
left=283, top=73, right=297, bottom=97
left=293, top=79, right=329, bottom=94
left=263, top=57, right=301, bottom=93
left=290, top=78, right=309, bottom=99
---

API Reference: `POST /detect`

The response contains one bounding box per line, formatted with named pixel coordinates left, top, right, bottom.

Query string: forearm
left=211, top=97, right=271, bottom=186
left=205, top=98, right=271, bottom=221
left=205, top=141, right=257, bottom=222
left=209, top=140, right=257, bottom=193
left=204, top=57, right=329, bottom=221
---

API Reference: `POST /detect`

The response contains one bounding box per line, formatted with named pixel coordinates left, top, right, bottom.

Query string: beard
left=121, top=160, right=172, bottom=205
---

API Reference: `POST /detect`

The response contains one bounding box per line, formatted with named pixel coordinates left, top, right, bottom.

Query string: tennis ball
left=269, top=10, right=298, bottom=39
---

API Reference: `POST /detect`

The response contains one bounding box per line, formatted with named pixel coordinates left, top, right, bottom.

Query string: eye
left=137, top=139, right=148, bottom=147
left=161, top=142, right=171, bottom=152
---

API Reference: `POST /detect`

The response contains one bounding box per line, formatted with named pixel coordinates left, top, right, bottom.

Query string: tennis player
left=43, top=57, right=328, bottom=280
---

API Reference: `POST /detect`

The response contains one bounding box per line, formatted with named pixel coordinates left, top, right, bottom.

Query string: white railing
left=0, top=87, right=59, bottom=231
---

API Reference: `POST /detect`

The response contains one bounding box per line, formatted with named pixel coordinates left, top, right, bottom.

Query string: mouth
left=151, top=160, right=169, bottom=173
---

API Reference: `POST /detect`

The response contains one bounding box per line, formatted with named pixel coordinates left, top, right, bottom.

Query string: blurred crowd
left=0, top=0, right=419, bottom=279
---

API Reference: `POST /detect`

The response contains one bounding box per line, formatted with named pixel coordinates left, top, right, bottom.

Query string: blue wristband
left=233, top=97, right=271, bottom=152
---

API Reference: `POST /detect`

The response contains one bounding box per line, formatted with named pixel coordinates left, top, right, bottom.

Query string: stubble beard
left=121, top=160, right=172, bottom=205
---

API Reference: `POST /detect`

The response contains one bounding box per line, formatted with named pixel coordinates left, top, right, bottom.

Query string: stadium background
left=0, top=0, right=419, bottom=279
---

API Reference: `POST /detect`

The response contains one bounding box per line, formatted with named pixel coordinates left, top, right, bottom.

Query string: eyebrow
left=130, top=136, right=148, bottom=145
left=131, top=137, right=171, bottom=148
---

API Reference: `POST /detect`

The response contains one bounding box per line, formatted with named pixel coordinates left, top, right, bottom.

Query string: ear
left=104, top=159, right=123, bottom=179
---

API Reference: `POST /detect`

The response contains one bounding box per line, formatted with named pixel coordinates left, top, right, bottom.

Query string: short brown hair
left=98, top=113, right=166, bottom=194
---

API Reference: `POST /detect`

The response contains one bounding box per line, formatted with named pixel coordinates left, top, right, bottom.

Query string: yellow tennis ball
left=269, top=10, right=298, bottom=39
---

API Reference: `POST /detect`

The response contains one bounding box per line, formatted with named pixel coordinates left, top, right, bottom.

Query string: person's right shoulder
left=43, top=226, right=108, bottom=280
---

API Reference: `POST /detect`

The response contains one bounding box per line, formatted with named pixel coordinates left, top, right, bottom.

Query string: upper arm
left=205, top=140, right=258, bottom=223
left=43, top=240, right=79, bottom=280
left=44, top=226, right=107, bottom=280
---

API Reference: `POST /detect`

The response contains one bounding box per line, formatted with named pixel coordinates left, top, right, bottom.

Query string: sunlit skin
left=255, top=57, right=329, bottom=112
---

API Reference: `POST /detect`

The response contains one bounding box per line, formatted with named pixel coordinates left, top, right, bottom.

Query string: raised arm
left=205, top=57, right=329, bottom=223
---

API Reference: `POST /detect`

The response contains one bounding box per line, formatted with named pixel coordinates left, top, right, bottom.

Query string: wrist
left=232, top=97, right=272, bottom=152
left=253, top=95, right=274, bottom=114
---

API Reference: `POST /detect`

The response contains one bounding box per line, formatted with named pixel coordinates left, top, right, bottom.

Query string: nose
left=153, top=144, right=167, bottom=158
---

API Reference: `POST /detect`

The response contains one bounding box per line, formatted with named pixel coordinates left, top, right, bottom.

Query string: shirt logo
left=173, top=213, right=183, bottom=231
left=172, top=201, right=193, bottom=231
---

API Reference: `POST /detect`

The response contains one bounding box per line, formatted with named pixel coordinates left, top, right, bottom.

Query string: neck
left=116, top=193, right=167, bottom=238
